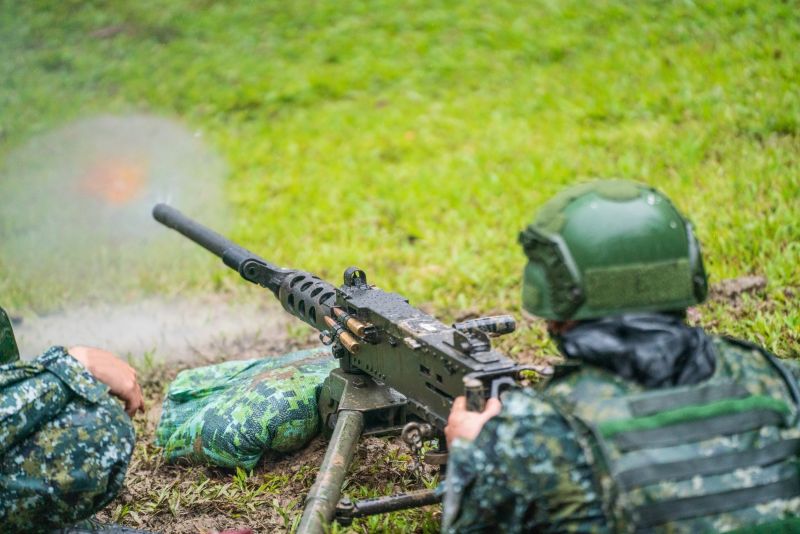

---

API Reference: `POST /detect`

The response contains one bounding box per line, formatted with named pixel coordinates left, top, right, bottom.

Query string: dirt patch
left=685, top=275, right=798, bottom=356
left=709, top=275, right=768, bottom=302
left=687, top=275, right=769, bottom=324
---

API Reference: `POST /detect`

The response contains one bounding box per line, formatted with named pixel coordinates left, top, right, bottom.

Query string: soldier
left=0, top=306, right=145, bottom=533
left=443, top=179, right=800, bottom=532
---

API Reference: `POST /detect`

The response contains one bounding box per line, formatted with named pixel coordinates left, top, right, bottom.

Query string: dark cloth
left=0, top=306, right=20, bottom=364
left=554, top=313, right=716, bottom=388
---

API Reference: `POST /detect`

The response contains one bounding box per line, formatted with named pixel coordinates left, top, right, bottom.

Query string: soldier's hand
left=445, top=396, right=502, bottom=448
left=68, top=346, right=145, bottom=417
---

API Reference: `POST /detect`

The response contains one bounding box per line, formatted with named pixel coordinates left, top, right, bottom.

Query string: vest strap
left=617, top=437, right=800, bottom=489
left=635, top=473, right=800, bottom=529
left=610, top=409, right=786, bottom=452
left=628, top=381, right=748, bottom=417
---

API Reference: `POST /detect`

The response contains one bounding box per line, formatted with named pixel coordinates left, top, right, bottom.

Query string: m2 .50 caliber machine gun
left=153, top=204, right=534, bottom=533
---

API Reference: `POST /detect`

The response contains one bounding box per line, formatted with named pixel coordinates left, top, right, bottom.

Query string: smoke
left=0, top=114, right=228, bottom=305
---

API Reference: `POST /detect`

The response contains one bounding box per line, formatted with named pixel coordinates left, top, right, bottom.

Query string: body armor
left=547, top=337, right=800, bottom=532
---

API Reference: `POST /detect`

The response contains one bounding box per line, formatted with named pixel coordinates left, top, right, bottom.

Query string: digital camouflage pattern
left=443, top=338, right=800, bottom=533
left=156, top=347, right=337, bottom=469
left=0, top=306, right=19, bottom=364
left=0, top=346, right=135, bottom=533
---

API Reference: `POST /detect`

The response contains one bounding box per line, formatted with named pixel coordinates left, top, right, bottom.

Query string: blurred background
left=0, top=0, right=798, bottom=357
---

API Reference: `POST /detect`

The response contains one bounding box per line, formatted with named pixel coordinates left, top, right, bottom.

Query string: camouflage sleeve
left=0, top=346, right=134, bottom=531
left=442, top=389, right=600, bottom=533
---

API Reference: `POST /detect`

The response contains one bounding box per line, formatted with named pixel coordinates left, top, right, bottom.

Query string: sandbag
left=155, top=347, right=336, bottom=469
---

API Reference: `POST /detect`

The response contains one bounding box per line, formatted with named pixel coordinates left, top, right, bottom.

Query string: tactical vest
left=0, top=305, right=20, bottom=364
left=546, top=337, right=800, bottom=533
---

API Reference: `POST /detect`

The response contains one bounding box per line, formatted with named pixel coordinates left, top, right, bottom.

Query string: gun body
left=153, top=204, right=529, bottom=532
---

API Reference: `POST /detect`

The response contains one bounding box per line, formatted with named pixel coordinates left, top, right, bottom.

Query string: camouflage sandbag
left=155, top=347, right=336, bottom=469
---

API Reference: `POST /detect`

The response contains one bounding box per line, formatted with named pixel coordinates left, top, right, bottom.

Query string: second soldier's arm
left=442, top=389, right=602, bottom=532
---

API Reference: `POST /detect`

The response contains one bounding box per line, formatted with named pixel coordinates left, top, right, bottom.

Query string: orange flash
left=80, top=160, right=147, bottom=205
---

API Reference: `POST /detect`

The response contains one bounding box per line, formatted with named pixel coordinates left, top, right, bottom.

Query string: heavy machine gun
left=153, top=204, right=533, bottom=533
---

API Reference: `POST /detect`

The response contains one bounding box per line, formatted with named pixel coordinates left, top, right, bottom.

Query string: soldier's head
left=518, top=179, right=707, bottom=331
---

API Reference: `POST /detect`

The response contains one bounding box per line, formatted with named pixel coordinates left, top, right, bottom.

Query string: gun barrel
left=154, top=203, right=269, bottom=274
left=153, top=203, right=241, bottom=258
left=153, top=203, right=291, bottom=294
left=153, top=203, right=337, bottom=330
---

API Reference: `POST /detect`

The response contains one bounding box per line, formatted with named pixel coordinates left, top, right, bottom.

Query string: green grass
left=2, top=1, right=798, bottom=354
left=1, top=1, right=799, bottom=530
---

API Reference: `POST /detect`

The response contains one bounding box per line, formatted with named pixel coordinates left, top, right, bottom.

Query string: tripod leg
left=297, top=410, right=365, bottom=534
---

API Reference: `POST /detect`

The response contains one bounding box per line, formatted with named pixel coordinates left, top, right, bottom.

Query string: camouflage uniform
left=0, top=307, right=135, bottom=533
left=442, top=337, right=800, bottom=533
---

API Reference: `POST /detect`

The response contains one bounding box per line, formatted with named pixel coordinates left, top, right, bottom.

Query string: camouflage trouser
left=0, top=347, right=135, bottom=533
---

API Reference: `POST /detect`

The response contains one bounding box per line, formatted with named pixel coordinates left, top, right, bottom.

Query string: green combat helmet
left=519, top=179, right=708, bottom=320
left=0, top=305, right=20, bottom=364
